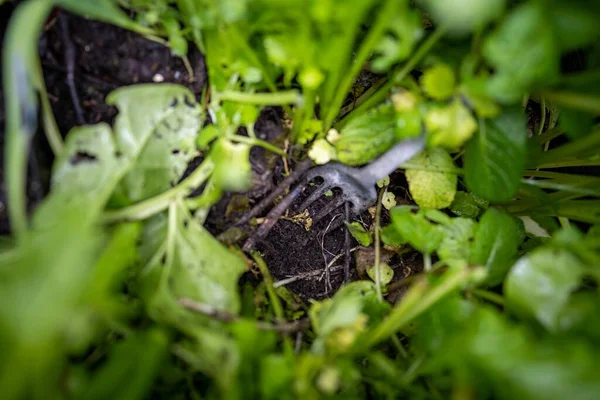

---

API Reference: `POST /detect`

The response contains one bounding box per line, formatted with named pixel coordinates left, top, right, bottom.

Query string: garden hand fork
left=242, top=135, right=425, bottom=251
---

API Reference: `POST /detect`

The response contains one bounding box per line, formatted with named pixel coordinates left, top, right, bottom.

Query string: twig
left=320, top=214, right=343, bottom=292
left=242, top=184, right=304, bottom=251
left=343, top=202, right=352, bottom=283
left=58, top=13, right=85, bottom=125
left=178, top=298, right=311, bottom=334
left=273, top=246, right=360, bottom=288
left=236, top=158, right=312, bottom=227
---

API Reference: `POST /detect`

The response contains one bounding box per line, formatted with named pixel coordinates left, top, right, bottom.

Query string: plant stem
left=218, top=90, right=301, bottom=106
left=537, top=127, right=600, bottom=166
left=537, top=97, right=546, bottom=137
left=470, top=289, right=505, bottom=306
left=374, top=187, right=386, bottom=301
left=251, top=251, right=295, bottom=357
left=423, top=253, right=432, bottom=272
left=336, top=27, right=446, bottom=129
left=3, top=1, right=53, bottom=240
left=323, top=0, right=397, bottom=129
left=230, top=135, right=285, bottom=156
left=540, top=91, right=600, bottom=114
left=102, top=157, right=214, bottom=223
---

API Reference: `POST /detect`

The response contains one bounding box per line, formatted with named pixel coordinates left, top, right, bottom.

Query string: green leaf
left=406, top=148, right=457, bottom=209
left=505, top=247, right=585, bottom=331
left=211, top=139, right=252, bottom=192
left=548, top=1, right=600, bottom=52
left=464, top=108, right=527, bottom=202
left=309, top=281, right=389, bottom=354
left=482, top=2, right=559, bottom=102
left=139, top=202, right=246, bottom=319
left=422, top=0, right=505, bottom=36
left=380, top=224, right=406, bottom=246
left=470, top=208, right=523, bottom=286
left=107, top=84, right=202, bottom=202
left=461, top=307, right=600, bottom=400
left=56, top=0, right=152, bottom=35
left=370, top=0, right=423, bottom=72
left=367, top=263, right=394, bottom=286
left=76, top=329, right=168, bottom=400
left=389, top=206, right=444, bottom=254
left=420, top=64, right=456, bottom=100
left=449, top=191, right=486, bottom=218
left=425, top=99, right=478, bottom=149
left=345, top=222, right=372, bottom=247
left=438, top=218, right=476, bottom=264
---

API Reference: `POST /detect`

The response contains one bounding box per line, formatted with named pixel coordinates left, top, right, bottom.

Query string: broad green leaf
left=464, top=108, right=527, bottom=202
left=367, top=263, right=394, bottom=286
left=380, top=224, right=406, bottom=246
left=505, top=247, right=585, bottom=331
left=107, top=84, right=202, bottom=202
left=139, top=202, right=246, bottom=318
left=260, top=354, right=294, bottom=400
left=406, top=148, right=457, bottom=209
left=548, top=1, right=600, bottom=52
left=449, top=191, right=484, bottom=218
left=425, top=99, right=478, bottom=149
left=136, top=202, right=246, bottom=391
left=482, top=2, right=559, bottom=102
left=420, top=64, right=456, bottom=100
left=0, top=122, right=137, bottom=397
left=370, top=0, right=422, bottom=72
left=555, top=292, right=600, bottom=341
left=76, top=329, right=168, bottom=400
left=470, top=208, right=523, bottom=286
left=438, top=218, right=476, bottom=264
left=211, top=139, right=252, bottom=192
left=461, top=307, right=600, bottom=400
left=309, top=281, right=389, bottom=354
left=421, top=0, right=505, bottom=36
left=389, top=206, right=444, bottom=254
left=34, top=124, right=127, bottom=226
left=345, top=222, right=372, bottom=247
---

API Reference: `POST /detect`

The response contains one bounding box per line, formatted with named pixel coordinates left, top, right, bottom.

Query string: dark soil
left=0, top=8, right=421, bottom=301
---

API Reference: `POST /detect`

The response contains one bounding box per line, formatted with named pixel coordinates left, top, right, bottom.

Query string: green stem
left=540, top=91, right=600, bottom=114
left=356, top=267, right=477, bottom=352
left=323, top=0, right=397, bottom=129
left=374, top=187, right=386, bottom=301
left=102, top=157, right=214, bottom=223
left=470, top=289, right=505, bottom=306
left=3, top=0, right=53, bottom=240
left=336, top=27, right=446, bottom=129
left=537, top=97, right=546, bottom=137
left=537, top=127, right=600, bottom=166
left=34, top=57, right=63, bottom=154
left=218, top=90, right=301, bottom=106
left=423, top=253, right=432, bottom=272
left=229, top=135, right=285, bottom=156
left=251, top=251, right=294, bottom=357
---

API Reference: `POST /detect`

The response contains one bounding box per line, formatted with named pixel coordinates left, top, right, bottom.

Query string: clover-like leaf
left=420, top=64, right=456, bottom=100
left=406, top=148, right=457, bottom=209
left=425, top=99, right=478, bottom=149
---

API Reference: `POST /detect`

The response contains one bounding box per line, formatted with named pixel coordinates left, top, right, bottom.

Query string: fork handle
left=355, top=135, right=426, bottom=185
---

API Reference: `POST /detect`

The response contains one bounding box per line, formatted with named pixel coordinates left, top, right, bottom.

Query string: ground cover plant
left=0, top=0, right=599, bottom=398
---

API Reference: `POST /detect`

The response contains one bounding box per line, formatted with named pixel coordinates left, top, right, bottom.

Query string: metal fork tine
left=312, top=195, right=346, bottom=224
left=296, top=181, right=329, bottom=212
